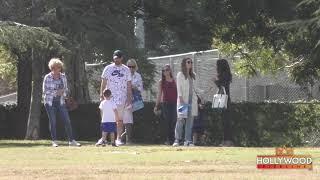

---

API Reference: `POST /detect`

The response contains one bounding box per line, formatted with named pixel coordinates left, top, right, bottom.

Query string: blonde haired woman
left=121, top=59, right=143, bottom=144
left=173, top=57, right=198, bottom=147
left=43, top=58, right=81, bottom=147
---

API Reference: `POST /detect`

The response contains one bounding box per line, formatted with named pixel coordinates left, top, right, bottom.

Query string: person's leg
left=57, top=103, right=74, bottom=142
left=96, top=128, right=107, bottom=146
left=111, top=122, right=117, bottom=146
left=193, top=132, right=198, bottom=145
left=110, top=133, right=117, bottom=146
left=124, top=123, right=133, bottom=144
left=161, top=103, right=170, bottom=143
left=184, top=115, right=194, bottom=144
left=173, top=118, right=185, bottom=146
left=122, top=108, right=133, bottom=143
left=168, top=103, right=177, bottom=144
left=102, top=132, right=107, bottom=141
left=116, top=105, right=124, bottom=145
left=45, top=104, right=57, bottom=143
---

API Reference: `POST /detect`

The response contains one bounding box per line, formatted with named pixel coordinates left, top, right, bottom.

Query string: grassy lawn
left=0, top=140, right=319, bottom=180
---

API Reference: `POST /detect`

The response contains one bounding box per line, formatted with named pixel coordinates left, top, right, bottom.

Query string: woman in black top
left=214, top=59, right=233, bottom=146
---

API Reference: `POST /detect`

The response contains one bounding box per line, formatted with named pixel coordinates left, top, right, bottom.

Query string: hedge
left=0, top=102, right=319, bottom=147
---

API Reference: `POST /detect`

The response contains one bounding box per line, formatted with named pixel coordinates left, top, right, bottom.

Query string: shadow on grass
left=0, top=140, right=96, bottom=148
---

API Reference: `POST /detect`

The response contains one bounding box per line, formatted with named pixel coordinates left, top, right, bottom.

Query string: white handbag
left=212, top=86, right=228, bottom=109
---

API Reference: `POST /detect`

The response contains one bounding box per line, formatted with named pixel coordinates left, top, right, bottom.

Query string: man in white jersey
left=100, top=50, right=132, bottom=146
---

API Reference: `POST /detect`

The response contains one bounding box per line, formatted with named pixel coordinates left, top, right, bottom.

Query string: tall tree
left=25, top=0, right=45, bottom=139
left=0, top=21, right=70, bottom=139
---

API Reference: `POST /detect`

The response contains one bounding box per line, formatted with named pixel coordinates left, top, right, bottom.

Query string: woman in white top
left=122, top=59, right=143, bottom=144
left=173, top=57, right=198, bottom=147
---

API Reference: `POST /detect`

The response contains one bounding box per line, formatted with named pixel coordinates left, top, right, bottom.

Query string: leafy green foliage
left=144, top=0, right=228, bottom=55
left=212, top=0, right=320, bottom=86
left=214, top=36, right=290, bottom=77
left=0, top=21, right=69, bottom=55
left=0, top=45, right=17, bottom=89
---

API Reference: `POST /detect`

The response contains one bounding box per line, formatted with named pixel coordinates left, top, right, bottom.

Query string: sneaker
left=115, top=139, right=124, bottom=146
left=111, top=143, right=118, bottom=147
left=188, top=143, right=195, bottom=147
left=52, top=141, right=58, bottom=147
left=69, top=140, right=81, bottom=147
left=95, top=138, right=106, bottom=146
left=172, top=140, right=180, bottom=147
left=183, top=141, right=189, bottom=146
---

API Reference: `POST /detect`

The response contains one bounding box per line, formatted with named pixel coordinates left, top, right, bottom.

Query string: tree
left=0, top=45, right=17, bottom=91
left=0, top=21, right=70, bottom=139
left=279, top=0, right=320, bottom=85
left=212, top=0, right=320, bottom=87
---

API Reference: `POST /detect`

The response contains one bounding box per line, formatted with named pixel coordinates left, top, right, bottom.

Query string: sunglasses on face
left=162, top=69, right=171, bottom=72
left=128, top=65, right=135, bottom=69
left=187, top=61, right=193, bottom=64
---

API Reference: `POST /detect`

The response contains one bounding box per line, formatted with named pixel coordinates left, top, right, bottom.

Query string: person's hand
left=132, top=85, right=138, bottom=90
left=125, top=98, right=132, bottom=107
left=100, top=95, right=104, bottom=101
left=116, top=119, right=123, bottom=126
left=56, top=89, right=64, bottom=96
left=153, top=105, right=159, bottom=114
left=179, top=97, right=185, bottom=105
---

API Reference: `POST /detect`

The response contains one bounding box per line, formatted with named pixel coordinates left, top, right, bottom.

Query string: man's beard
left=114, top=60, right=121, bottom=65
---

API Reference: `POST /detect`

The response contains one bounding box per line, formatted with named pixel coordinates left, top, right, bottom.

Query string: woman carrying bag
left=214, top=59, right=233, bottom=147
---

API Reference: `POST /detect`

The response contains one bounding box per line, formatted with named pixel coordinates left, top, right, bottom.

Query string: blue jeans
left=45, top=99, right=74, bottom=141
left=162, top=102, right=177, bottom=143
left=175, top=115, right=194, bottom=143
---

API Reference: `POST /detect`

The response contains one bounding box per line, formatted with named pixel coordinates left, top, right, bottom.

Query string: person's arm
left=136, top=73, right=143, bottom=92
left=176, top=72, right=185, bottom=105
left=214, top=73, right=228, bottom=87
left=99, top=102, right=103, bottom=118
left=100, top=67, right=108, bottom=101
left=61, top=74, right=68, bottom=97
left=100, top=109, right=103, bottom=120
left=113, top=109, right=120, bottom=124
left=154, top=80, right=162, bottom=110
left=100, top=78, right=107, bottom=101
left=126, top=68, right=133, bottom=106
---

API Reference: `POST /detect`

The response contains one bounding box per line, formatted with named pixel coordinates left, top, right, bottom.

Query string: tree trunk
left=17, top=50, right=32, bottom=138
left=25, top=0, right=42, bottom=140
left=134, top=0, right=145, bottom=49
left=73, top=50, right=90, bottom=104
left=25, top=50, right=43, bottom=140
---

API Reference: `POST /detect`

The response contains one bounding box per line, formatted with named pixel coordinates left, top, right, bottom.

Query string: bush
left=0, top=102, right=319, bottom=147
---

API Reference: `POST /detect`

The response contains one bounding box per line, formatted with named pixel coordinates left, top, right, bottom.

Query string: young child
left=96, top=89, right=120, bottom=147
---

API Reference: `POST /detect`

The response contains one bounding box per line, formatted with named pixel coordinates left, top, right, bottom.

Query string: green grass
left=0, top=140, right=319, bottom=180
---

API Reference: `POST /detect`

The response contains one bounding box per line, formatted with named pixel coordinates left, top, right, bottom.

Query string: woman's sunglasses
left=187, top=61, right=193, bottom=64
left=162, top=69, right=171, bottom=72
left=128, top=65, right=135, bottom=69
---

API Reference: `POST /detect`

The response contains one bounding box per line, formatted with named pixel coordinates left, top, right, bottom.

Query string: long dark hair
left=181, top=57, right=195, bottom=80
left=161, top=64, right=174, bottom=86
left=217, top=59, right=232, bottom=83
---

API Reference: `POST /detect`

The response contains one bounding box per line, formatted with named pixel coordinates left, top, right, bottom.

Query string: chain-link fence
left=145, top=49, right=317, bottom=103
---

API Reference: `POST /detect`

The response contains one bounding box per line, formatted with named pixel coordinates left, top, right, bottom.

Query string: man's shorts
left=116, top=104, right=133, bottom=124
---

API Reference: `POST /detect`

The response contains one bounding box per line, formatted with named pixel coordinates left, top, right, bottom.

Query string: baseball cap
left=113, top=50, right=123, bottom=59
